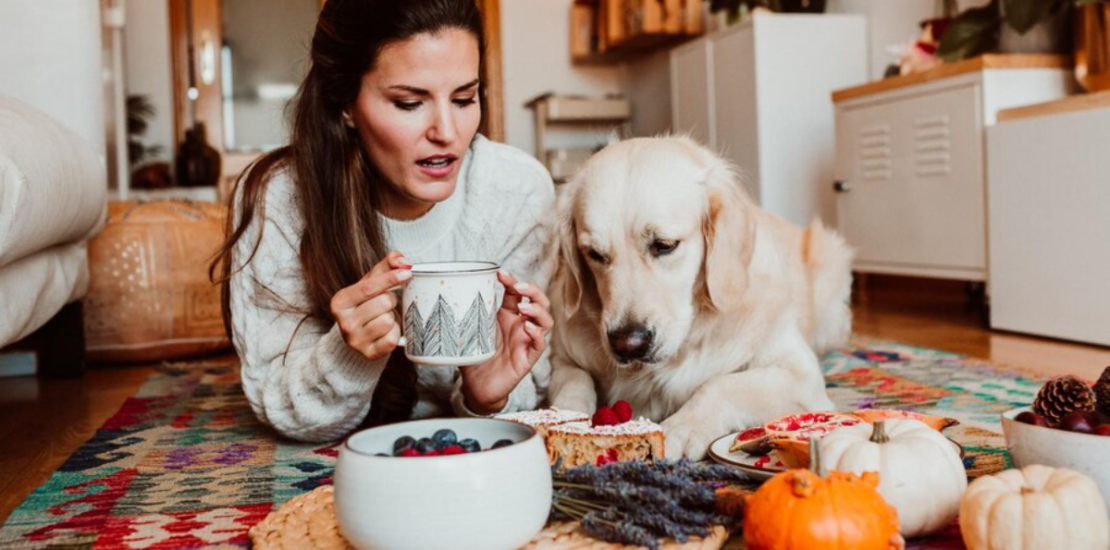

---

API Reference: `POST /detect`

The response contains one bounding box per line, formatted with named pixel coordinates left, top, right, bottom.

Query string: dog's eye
left=584, top=247, right=608, bottom=264
left=650, top=240, right=679, bottom=257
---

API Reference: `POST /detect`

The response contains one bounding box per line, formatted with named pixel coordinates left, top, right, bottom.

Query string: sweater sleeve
left=229, top=175, right=388, bottom=442
left=448, top=153, right=558, bottom=415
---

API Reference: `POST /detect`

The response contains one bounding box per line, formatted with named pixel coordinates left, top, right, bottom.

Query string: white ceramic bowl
left=1001, top=406, right=1110, bottom=509
left=335, top=418, right=552, bottom=550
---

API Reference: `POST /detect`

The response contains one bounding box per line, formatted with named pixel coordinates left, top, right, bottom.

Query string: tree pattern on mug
left=405, top=292, right=495, bottom=358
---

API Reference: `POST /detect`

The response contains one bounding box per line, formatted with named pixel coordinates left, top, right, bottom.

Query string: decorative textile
left=0, top=339, right=1046, bottom=549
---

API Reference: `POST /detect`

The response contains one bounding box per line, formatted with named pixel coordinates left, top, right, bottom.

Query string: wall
left=0, top=0, right=105, bottom=158
left=124, top=0, right=175, bottom=164
left=500, top=0, right=625, bottom=156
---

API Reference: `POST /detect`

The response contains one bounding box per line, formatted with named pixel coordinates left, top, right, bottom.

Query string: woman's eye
left=393, top=101, right=421, bottom=111
left=650, top=240, right=679, bottom=257
left=453, top=97, right=477, bottom=107
left=585, top=248, right=608, bottom=264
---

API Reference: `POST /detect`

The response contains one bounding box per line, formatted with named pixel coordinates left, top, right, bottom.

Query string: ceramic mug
left=400, top=261, right=499, bottom=366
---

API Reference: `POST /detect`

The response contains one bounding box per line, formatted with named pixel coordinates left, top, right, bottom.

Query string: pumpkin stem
left=808, top=438, right=822, bottom=474
left=870, top=420, right=890, bottom=444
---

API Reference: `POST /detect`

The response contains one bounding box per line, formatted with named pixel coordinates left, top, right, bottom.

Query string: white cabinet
left=987, top=94, right=1110, bottom=346
left=832, top=56, right=1075, bottom=281
left=671, top=13, right=867, bottom=227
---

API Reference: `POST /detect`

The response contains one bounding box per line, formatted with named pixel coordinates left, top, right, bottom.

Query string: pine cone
left=1033, top=376, right=1097, bottom=425
left=1095, top=366, right=1110, bottom=418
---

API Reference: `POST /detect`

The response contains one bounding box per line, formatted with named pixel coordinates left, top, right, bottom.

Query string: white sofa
left=0, top=96, right=107, bottom=370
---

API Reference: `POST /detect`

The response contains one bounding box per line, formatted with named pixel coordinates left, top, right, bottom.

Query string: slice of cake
left=546, top=417, right=666, bottom=468
left=495, top=408, right=590, bottom=439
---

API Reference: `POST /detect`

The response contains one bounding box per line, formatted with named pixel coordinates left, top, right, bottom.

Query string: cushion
left=84, top=201, right=231, bottom=363
left=0, top=95, right=106, bottom=268
left=0, top=242, right=89, bottom=346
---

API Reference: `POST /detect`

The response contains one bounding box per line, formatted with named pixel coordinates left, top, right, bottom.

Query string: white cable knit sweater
left=229, top=135, right=557, bottom=442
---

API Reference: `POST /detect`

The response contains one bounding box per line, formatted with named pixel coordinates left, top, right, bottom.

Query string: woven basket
left=249, top=485, right=730, bottom=550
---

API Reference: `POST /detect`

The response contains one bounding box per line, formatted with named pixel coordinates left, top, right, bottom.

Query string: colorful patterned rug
left=0, top=340, right=1046, bottom=550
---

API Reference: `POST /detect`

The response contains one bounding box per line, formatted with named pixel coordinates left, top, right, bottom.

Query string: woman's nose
left=427, top=103, right=457, bottom=145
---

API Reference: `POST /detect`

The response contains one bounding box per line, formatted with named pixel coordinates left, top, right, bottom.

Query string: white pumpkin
left=960, top=465, right=1109, bottom=550
left=818, top=418, right=967, bottom=538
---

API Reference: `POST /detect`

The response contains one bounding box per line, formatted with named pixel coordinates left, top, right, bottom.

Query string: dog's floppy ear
left=701, top=165, right=757, bottom=312
left=556, top=194, right=584, bottom=317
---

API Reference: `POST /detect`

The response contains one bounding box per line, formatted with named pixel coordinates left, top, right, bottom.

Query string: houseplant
left=938, top=0, right=1079, bottom=61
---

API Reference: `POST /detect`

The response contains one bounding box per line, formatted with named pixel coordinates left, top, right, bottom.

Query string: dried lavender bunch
left=551, top=459, right=752, bottom=549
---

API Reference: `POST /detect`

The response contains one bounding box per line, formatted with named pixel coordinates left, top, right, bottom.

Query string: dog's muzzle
left=607, top=324, right=655, bottom=363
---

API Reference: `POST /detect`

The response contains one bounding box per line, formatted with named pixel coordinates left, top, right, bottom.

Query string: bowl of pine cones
left=1001, top=367, right=1110, bottom=509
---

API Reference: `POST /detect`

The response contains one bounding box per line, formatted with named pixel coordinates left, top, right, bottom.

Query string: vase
left=1076, top=3, right=1110, bottom=92
left=999, top=2, right=1072, bottom=54
left=175, top=122, right=222, bottom=188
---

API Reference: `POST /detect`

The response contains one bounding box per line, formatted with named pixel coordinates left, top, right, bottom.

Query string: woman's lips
left=415, top=155, right=457, bottom=179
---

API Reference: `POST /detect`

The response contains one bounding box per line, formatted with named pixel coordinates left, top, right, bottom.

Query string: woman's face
left=348, top=29, right=482, bottom=220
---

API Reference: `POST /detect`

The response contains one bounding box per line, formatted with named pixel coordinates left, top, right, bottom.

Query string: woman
left=213, top=0, right=556, bottom=442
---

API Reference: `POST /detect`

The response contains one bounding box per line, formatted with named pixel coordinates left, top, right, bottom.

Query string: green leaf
left=1004, top=0, right=1063, bottom=34
left=937, top=1, right=1002, bottom=61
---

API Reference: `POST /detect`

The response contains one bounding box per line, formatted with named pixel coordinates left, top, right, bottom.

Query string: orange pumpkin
left=743, top=469, right=905, bottom=550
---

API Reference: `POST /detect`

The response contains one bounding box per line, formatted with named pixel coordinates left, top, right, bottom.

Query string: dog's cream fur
left=547, top=137, right=854, bottom=459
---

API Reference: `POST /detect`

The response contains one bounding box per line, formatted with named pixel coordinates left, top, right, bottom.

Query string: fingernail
left=525, top=321, right=536, bottom=332
left=396, top=256, right=413, bottom=269
left=396, top=270, right=413, bottom=281
left=518, top=303, right=532, bottom=313
left=514, top=282, right=530, bottom=292
left=499, top=269, right=511, bottom=278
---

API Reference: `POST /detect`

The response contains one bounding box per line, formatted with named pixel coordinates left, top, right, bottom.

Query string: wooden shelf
left=832, top=54, right=1072, bottom=103
left=573, top=32, right=693, bottom=65
left=571, top=0, right=703, bottom=65
left=997, top=90, right=1110, bottom=122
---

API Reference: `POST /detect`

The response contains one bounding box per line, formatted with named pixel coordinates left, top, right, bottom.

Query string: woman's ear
left=342, top=110, right=356, bottom=129
left=701, top=166, right=757, bottom=312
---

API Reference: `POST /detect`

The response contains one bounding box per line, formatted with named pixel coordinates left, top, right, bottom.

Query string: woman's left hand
left=459, top=270, right=554, bottom=415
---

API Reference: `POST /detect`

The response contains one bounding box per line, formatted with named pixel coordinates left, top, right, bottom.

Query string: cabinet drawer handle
left=833, top=181, right=851, bottom=193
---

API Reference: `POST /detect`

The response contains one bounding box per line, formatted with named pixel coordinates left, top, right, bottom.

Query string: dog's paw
left=661, top=415, right=721, bottom=461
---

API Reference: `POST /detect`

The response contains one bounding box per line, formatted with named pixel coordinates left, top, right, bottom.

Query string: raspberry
left=612, top=400, right=633, bottom=423
left=592, top=406, right=620, bottom=426
left=595, top=448, right=620, bottom=466
left=422, top=450, right=441, bottom=457
left=440, top=445, right=466, bottom=455
left=399, top=448, right=421, bottom=457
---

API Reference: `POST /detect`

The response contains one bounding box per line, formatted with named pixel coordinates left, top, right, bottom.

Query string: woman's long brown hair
left=211, top=0, right=486, bottom=427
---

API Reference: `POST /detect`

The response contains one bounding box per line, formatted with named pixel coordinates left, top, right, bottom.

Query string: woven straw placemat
left=249, top=485, right=730, bottom=550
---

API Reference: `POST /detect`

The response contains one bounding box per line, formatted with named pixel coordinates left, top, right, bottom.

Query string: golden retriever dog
left=547, top=136, right=853, bottom=459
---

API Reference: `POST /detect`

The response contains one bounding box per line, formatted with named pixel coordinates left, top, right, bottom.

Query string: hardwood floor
left=853, top=275, right=1110, bottom=380
left=1, top=275, right=1107, bottom=524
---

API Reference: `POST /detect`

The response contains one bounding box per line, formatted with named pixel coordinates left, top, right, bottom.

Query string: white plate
left=707, top=432, right=787, bottom=480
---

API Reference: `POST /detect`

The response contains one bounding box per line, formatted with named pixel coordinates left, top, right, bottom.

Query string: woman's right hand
left=330, top=251, right=412, bottom=361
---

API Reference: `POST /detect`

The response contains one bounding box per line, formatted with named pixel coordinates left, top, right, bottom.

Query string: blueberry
left=375, top=453, right=389, bottom=457
left=392, top=436, right=416, bottom=456
left=459, top=438, right=481, bottom=453
left=415, top=437, right=436, bottom=454
left=432, top=429, right=458, bottom=449
left=492, top=439, right=513, bottom=449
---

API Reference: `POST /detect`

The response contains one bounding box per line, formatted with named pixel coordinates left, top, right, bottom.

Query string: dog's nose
left=607, top=325, right=654, bottom=362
